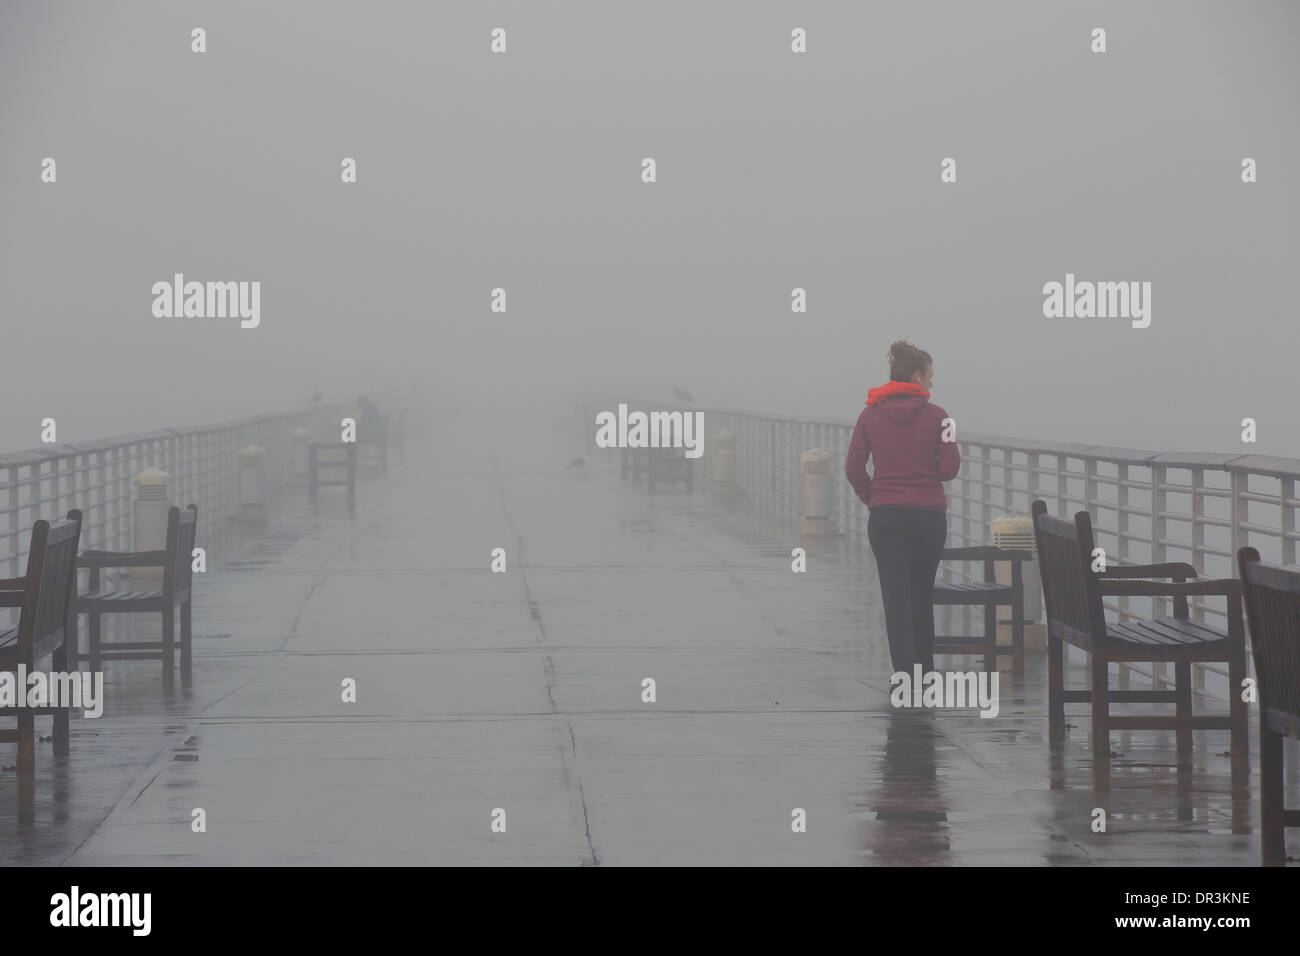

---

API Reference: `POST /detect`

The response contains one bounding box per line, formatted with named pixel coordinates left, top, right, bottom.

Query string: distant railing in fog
left=0, top=403, right=352, bottom=589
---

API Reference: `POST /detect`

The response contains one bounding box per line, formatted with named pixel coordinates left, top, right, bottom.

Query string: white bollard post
left=132, top=467, right=172, bottom=588
left=237, top=445, right=267, bottom=524
left=799, top=449, right=834, bottom=536
left=991, top=513, right=1045, bottom=653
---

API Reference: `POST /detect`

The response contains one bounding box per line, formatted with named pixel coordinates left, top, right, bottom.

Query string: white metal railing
left=0, top=402, right=353, bottom=627
left=607, top=400, right=1299, bottom=697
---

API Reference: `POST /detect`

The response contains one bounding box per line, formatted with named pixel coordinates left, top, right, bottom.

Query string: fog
left=3, top=0, right=1298, bottom=457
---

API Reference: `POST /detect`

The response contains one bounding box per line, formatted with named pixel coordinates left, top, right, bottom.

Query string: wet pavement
left=0, top=408, right=1292, bottom=865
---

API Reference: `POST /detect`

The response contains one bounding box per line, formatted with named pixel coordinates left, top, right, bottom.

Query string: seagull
left=568, top=456, right=587, bottom=469
left=672, top=386, right=694, bottom=404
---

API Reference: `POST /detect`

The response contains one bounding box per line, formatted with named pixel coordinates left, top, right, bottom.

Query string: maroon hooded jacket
left=845, top=381, right=961, bottom=509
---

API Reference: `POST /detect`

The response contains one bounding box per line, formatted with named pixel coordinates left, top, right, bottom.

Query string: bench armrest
left=941, top=547, right=1033, bottom=562
left=77, top=550, right=168, bottom=569
left=1095, top=578, right=1240, bottom=598
left=1097, top=562, right=1198, bottom=580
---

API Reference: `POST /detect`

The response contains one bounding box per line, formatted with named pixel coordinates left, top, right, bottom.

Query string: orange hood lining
left=866, top=381, right=931, bottom=406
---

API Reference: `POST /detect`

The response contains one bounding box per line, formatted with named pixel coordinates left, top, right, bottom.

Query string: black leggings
left=867, top=506, right=948, bottom=673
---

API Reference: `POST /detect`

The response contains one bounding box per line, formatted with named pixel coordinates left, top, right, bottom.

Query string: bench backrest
left=17, top=510, right=83, bottom=662
left=1031, top=499, right=1105, bottom=645
left=1238, top=546, right=1300, bottom=733
left=165, top=505, right=199, bottom=596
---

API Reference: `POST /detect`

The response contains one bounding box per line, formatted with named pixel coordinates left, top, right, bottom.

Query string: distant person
left=845, top=340, right=961, bottom=674
left=356, top=395, right=384, bottom=444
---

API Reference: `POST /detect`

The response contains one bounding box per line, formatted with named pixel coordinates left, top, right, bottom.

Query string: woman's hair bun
left=888, top=339, right=933, bottom=383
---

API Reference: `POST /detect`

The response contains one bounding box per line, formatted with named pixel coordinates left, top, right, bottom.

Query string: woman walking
left=845, top=340, right=960, bottom=674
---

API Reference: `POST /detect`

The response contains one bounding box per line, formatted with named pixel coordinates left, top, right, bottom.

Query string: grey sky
left=2, top=0, right=1297, bottom=456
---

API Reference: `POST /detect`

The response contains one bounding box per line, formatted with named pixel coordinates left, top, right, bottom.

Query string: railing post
left=1055, top=454, right=1068, bottom=516
left=767, top=420, right=776, bottom=518
left=1150, top=464, right=1168, bottom=687
left=4, top=464, right=16, bottom=593
left=1230, top=470, right=1247, bottom=559
left=1283, top=477, right=1296, bottom=567
left=1116, top=463, right=1132, bottom=623
left=1152, top=465, right=1168, bottom=614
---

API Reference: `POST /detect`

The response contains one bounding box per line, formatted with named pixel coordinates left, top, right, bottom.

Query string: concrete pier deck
left=0, top=409, right=1285, bottom=866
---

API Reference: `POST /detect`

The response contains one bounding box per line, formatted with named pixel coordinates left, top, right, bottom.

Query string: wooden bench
left=647, top=447, right=694, bottom=493
left=1031, top=499, right=1248, bottom=760
left=0, top=510, right=83, bottom=769
left=933, top=546, right=1032, bottom=672
left=1237, top=546, right=1300, bottom=865
left=309, top=443, right=357, bottom=501
left=76, top=504, right=198, bottom=687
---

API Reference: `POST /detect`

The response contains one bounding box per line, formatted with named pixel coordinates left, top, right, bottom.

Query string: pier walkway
left=0, top=406, right=1278, bottom=866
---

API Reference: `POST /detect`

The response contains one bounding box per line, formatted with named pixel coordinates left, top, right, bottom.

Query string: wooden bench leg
left=1175, top=660, right=1192, bottom=767
left=161, top=605, right=175, bottom=676
left=1012, top=597, right=1025, bottom=674
left=983, top=602, right=997, bottom=673
left=66, top=607, right=79, bottom=672
left=16, top=711, right=34, bottom=771
left=52, top=641, right=70, bottom=758
left=1260, top=725, right=1285, bottom=865
left=1048, top=635, right=1066, bottom=744
left=1091, top=650, right=1110, bottom=759
left=1228, top=641, right=1249, bottom=758
left=88, top=610, right=101, bottom=672
left=181, top=599, right=193, bottom=688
